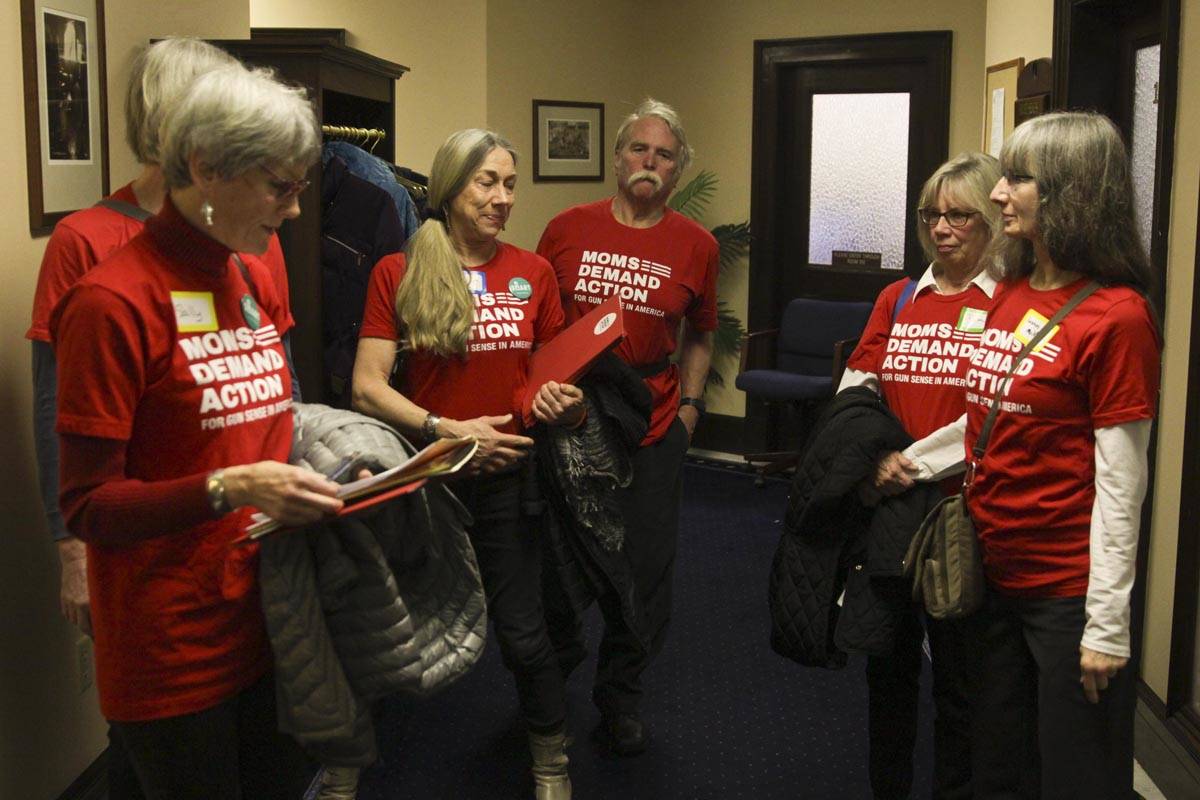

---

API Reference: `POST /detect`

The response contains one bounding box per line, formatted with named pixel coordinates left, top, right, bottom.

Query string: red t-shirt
left=28, top=182, right=293, bottom=343
left=359, top=242, right=564, bottom=433
left=848, top=277, right=992, bottom=442
left=963, top=277, right=1160, bottom=597
left=51, top=197, right=294, bottom=721
left=537, top=199, right=719, bottom=445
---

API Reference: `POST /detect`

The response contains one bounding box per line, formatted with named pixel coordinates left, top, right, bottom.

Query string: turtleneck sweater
left=50, top=193, right=292, bottom=720
left=55, top=196, right=239, bottom=542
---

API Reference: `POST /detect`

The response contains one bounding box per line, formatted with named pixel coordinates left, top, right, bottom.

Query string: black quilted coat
left=768, top=387, right=943, bottom=669
left=537, top=354, right=654, bottom=664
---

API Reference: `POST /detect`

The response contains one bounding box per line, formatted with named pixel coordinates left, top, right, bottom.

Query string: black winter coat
left=768, top=388, right=943, bottom=668
left=536, top=354, right=653, bottom=655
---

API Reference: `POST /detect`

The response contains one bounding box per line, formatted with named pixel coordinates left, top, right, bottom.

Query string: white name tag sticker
left=956, top=307, right=987, bottom=333
left=1014, top=309, right=1058, bottom=352
left=171, top=291, right=218, bottom=332
left=593, top=312, right=617, bottom=336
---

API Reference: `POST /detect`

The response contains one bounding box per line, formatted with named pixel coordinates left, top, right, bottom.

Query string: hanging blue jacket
left=322, top=141, right=420, bottom=241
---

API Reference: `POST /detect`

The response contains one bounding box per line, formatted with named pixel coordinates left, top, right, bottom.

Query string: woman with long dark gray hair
left=353, top=128, right=582, bottom=800
left=963, top=110, right=1160, bottom=799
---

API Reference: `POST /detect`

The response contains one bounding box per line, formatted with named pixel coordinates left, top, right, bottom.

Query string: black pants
left=109, top=674, right=313, bottom=800
left=460, top=468, right=566, bottom=733
left=107, top=722, right=148, bottom=800
left=966, top=590, right=1136, bottom=800
left=866, top=605, right=972, bottom=800
left=549, top=417, right=688, bottom=716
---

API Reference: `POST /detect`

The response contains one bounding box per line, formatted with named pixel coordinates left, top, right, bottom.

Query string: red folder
left=518, top=294, right=626, bottom=426
left=236, top=437, right=477, bottom=543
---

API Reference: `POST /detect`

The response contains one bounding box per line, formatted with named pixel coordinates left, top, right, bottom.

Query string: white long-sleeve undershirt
left=1082, top=419, right=1151, bottom=658
left=837, top=367, right=966, bottom=482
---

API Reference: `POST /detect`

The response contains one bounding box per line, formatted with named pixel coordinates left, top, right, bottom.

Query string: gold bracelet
left=205, top=469, right=230, bottom=515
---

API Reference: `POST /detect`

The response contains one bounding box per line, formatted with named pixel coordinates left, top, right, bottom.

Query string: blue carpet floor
left=358, top=462, right=934, bottom=799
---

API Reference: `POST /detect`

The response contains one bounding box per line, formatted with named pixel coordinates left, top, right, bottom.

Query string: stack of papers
left=242, top=436, right=478, bottom=541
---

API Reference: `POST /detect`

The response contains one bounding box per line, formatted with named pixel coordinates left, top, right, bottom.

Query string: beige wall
left=249, top=0, right=488, bottom=178
left=985, top=0, right=1053, bottom=65
left=485, top=0, right=645, bottom=251
left=0, top=4, right=248, bottom=798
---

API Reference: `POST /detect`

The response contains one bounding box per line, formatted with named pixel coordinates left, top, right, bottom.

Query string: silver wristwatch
left=421, top=413, right=442, bottom=440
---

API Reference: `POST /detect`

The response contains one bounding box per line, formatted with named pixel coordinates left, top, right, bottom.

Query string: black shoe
left=595, top=712, right=646, bottom=756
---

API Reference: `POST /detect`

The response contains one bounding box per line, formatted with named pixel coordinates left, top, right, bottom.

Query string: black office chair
left=736, top=297, right=874, bottom=481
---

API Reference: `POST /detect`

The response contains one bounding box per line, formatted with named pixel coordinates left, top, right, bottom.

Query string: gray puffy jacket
left=258, top=403, right=487, bottom=766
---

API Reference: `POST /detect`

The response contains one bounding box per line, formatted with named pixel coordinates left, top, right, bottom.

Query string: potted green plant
left=668, top=170, right=750, bottom=387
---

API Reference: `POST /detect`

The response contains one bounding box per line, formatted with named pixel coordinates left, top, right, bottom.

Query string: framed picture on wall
left=532, top=100, right=604, bottom=182
left=983, top=58, right=1024, bottom=158
left=20, top=0, right=109, bottom=236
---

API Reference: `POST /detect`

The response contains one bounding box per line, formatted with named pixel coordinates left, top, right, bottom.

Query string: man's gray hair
left=613, top=98, right=694, bottom=176
left=125, top=37, right=238, bottom=165
left=160, top=64, right=320, bottom=189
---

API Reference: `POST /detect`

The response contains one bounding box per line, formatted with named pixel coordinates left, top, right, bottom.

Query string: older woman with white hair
left=964, top=111, right=1160, bottom=798
left=51, top=63, right=329, bottom=800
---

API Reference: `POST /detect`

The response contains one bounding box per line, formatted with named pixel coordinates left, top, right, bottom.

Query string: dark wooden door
left=745, top=31, right=952, bottom=449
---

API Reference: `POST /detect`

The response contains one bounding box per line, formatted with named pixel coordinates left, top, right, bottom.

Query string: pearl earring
left=201, top=200, right=214, bottom=227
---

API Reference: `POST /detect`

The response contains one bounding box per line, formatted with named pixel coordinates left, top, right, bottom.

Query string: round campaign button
left=594, top=312, right=617, bottom=335
left=508, top=277, right=533, bottom=300
left=241, top=294, right=261, bottom=330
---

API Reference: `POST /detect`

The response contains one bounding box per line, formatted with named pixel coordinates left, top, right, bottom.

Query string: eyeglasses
left=1002, top=170, right=1035, bottom=185
left=262, top=165, right=311, bottom=200
left=917, top=208, right=979, bottom=228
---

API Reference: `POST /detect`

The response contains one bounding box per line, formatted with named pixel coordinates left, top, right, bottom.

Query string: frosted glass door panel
left=809, top=93, right=910, bottom=270
left=1131, top=44, right=1161, bottom=259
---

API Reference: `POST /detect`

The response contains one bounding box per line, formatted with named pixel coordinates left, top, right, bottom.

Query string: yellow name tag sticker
left=1014, top=308, right=1058, bottom=352
left=171, top=291, right=218, bottom=332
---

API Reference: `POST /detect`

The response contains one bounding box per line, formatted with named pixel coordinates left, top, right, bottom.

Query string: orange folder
left=518, top=294, right=626, bottom=427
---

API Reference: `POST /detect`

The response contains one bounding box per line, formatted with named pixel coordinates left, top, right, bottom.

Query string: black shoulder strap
left=95, top=197, right=154, bottom=222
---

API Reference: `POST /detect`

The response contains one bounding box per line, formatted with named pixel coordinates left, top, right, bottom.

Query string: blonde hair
left=986, top=111, right=1153, bottom=292
left=915, top=151, right=1002, bottom=264
left=395, top=129, right=517, bottom=357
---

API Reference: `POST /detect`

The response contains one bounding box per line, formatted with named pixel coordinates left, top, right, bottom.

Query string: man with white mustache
left=537, top=98, right=719, bottom=756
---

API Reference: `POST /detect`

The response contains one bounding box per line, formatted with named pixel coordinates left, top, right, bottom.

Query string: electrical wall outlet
left=76, top=636, right=94, bottom=694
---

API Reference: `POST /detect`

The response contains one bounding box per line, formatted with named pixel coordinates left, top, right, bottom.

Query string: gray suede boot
left=313, top=765, right=360, bottom=800
left=528, top=729, right=572, bottom=800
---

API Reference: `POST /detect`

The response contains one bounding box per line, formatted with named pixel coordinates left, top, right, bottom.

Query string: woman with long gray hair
left=51, top=63, right=326, bottom=799
left=353, top=128, right=582, bottom=799
left=963, top=110, right=1159, bottom=798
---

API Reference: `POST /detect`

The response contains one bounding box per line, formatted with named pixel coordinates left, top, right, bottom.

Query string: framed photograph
left=983, top=58, right=1024, bottom=158
left=533, top=100, right=604, bottom=182
left=21, top=0, right=109, bottom=236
